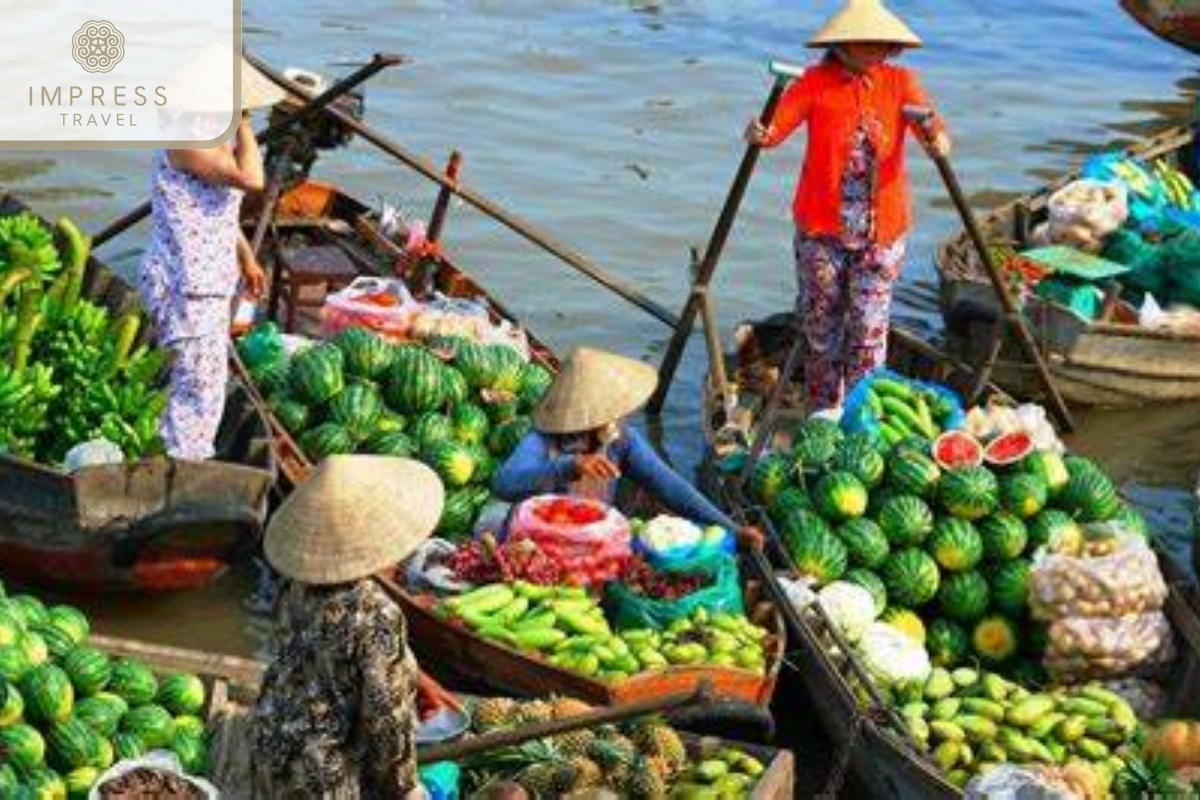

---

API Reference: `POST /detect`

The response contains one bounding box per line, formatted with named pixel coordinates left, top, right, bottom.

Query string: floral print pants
left=160, top=332, right=229, bottom=461
left=794, top=232, right=906, bottom=413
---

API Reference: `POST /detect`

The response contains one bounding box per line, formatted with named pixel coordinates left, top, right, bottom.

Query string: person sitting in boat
left=247, top=455, right=442, bottom=798
left=493, top=346, right=756, bottom=541
left=743, top=0, right=952, bottom=414
left=137, top=57, right=281, bottom=461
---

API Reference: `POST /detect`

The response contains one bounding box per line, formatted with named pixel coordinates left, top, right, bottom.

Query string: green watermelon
left=156, top=674, right=206, bottom=717
left=1028, top=509, right=1083, bottom=551
left=0, top=645, right=31, bottom=682
left=31, top=624, right=74, bottom=660
left=937, top=570, right=990, bottom=623
left=881, top=548, right=940, bottom=607
left=22, top=767, right=65, bottom=799
left=108, top=660, right=158, bottom=706
left=64, top=766, right=101, bottom=799
left=877, top=495, right=934, bottom=547
left=1059, top=468, right=1122, bottom=523
left=488, top=417, right=532, bottom=458
left=289, top=343, right=345, bottom=405
left=9, top=595, right=48, bottom=628
left=20, top=630, right=49, bottom=667
left=172, top=732, right=208, bottom=774
left=486, top=348, right=527, bottom=395
left=386, top=346, right=450, bottom=414
left=831, top=440, right=885, bottom=488
left=253, top=357, right=292, bottom=396
left=372, top=410, right=407, bottom=436
left=410, top=412, right=455, bottom=450
left=779, top=509, right=834, bottom=553
left=989, top=560, right=1033, bottom=618
left=0, top=723, right=45, bottom=772
left=46, top=607, right=88, bottom=647
left=769, top=486, right=812, bottom=524
left=442, top=367, right=470, bottom=408
left=928, top=518, right=983, bottom=572
left=926, top=619, right=970, bottom=668
left=121, top=705, right=176, bottom=749
left=451, top=404, right=491, bottom=446
left=424, top=440, right=477, bottom=488
left=111, top=732, right=145, bottom=762
left=270, top=396, right=311, bottom=434
left=172, top=715, right=207, bottom=740
left=329, top=382, right=385, bottom=441
left=0, top=609, right=21, bottom=648
left=844, top=568, right=887, bottom=613
left=22, top=664, right=74, bottom=724
left=1112, top=504, right=1150, bottom=538
left=837, top=518, right=890, bottom=570
left=364, top=430, right=417, bottom=458
left=435, top=489, right=481, bottom=539
left=937, top=466, right=1000, bottom=521
left=0, top=678, right=24, bottom=726
left=1000, top=473, right=1047, bottom=519
left=454, top=342, right=502, bottom=389
left=749, top=455, right=792, bottom=505
left=0, top=764, right=16, bottom=797
left=518, top=362, right=554, bottom=408
left=886, top=452, right=942, bottom=499
left=484, top=397, right=521, bottom=426
left=979, top=513, right=1029, bottom=562
left=792, top=417, right=842, bottom=473
left=866, top=485, right=898, bottom=518
left=74, top=695, right=123, bottom=737
left=972, top=616, right=1019, bottom=665
left=788, top=528, right=848, bottom=585
left=334, top=327, right=394, bottom=380
left=297, top=422, right=356, bottom=462
left=46, top=717, right=101, bottom=772
left=468, top=445, right=497, bottom=484
left=813, top=471, right=868, bottom=522
left=1023, top=450, right=1069, bottom=498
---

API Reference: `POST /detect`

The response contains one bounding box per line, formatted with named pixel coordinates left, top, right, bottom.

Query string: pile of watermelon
left=241, top=326, right=553, bottom=539
left=0, top=582, right=209, bottom=797
left=751, top=414, right=1148, bottom=682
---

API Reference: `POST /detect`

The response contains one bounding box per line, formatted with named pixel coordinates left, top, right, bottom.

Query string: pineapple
left=514, top=700, right=554, bottom=725
left=630, top=723, right=687, bottom=775
left=618, top=757, right=669, bottom=799
left=472, top=697, right=517, bottom=733
left=553, top=728, right=596, bottom=757
left=517, top=763, right=574, bottom=797
left=587, top=736, right=637, bottom=770
left=565, top=756, right=603, bottom=790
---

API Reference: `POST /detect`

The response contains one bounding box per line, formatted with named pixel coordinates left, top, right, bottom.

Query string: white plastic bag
left=1030, top=535, right=1167, bottom=620
left=89, top=751, right=219, bottom=799
left=321, top=276, right=418, bottom=341
left=1047, top=179, right=1129, bottom=253
left=965, top=764, right=1074, bottom=800
left=405, top=539, right=474, bottom=595
left=63, top=439, right=124, bottom=472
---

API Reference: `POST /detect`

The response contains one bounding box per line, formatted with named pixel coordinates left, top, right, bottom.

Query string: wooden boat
left=234, top=179, right=561, bottom=492
left=1123, top=0, right=1200, bottom=54
left=0, top=193, right=276, bottom=594
left=377, top=571, right=786, bottom=725
left=936, top=124, right=1200, bottom=408
left=699, top=316, right=1200, bottom=797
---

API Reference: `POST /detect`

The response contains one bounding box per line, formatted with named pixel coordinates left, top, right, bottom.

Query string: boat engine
left=263, top=68, right=365, bottom=190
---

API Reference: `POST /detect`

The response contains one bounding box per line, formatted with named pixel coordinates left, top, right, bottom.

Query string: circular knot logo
left=71, top=21, right=125, bottom=74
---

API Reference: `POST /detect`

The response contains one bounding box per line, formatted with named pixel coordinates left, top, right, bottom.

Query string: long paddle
left=648, top=60, right=802, bottom=415
left=903, top=106, right=1075, bottom=432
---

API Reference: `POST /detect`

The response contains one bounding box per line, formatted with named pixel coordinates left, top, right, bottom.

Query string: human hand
left=738, top=526, right=766, bottom=550
left=744, top=119, right=771, bottom=147
left=241, top=256, right=268, bottom=298
left=575, top=453, right=621, bottom=481
left=923, top=130, right=952, bottom=158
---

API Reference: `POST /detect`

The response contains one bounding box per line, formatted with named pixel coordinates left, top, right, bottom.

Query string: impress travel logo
left=0, top=1, right=240, bottom=149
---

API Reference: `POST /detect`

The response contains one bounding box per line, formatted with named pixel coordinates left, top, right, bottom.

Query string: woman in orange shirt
left=746, top=0, right=951, bottom=413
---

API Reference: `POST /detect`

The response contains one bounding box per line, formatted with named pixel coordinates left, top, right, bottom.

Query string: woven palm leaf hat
left=533, top=346, right=659, bottom=435
left=264, top=455, right=445, bottom=585
left=808, top=0, right=923, bottom=48
left=170, top=45, right=288, bottom=112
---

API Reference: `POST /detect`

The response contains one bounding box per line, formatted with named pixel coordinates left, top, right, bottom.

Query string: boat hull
left=1123, top=0, right=1200, bottom=54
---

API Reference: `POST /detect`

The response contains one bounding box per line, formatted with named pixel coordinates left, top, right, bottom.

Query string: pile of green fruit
left=853, top=375, right=958, bottom=447
left=464, top=695, right=767, bottom=799
left=240, top=325, right=552, bottom=538
left=900, top=666, right=1140, bottom=791
left=0, top=212, right=167, bottom=464
left=751, top=415, right=1148, bottom=679
left=440, top=583, right=770, bottom=680
left=0, top=582, right=208, bottom=797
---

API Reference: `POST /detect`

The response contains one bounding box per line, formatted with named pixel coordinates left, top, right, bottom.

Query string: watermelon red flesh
left=984, top=431, right=1034, bottom=465
left=932, top=431, right=984, bottom=470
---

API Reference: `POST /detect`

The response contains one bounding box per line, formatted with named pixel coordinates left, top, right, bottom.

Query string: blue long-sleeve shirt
left=491, top=426, right=736, bottom=530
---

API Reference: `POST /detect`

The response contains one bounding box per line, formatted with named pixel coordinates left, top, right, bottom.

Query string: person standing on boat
left=247, top=455, right=442, bottom=798
left=744, top=0, right=952, bottom=413
left=138, top=59, right=282, bottom=460
left=493, top=346, right=759, bottom=542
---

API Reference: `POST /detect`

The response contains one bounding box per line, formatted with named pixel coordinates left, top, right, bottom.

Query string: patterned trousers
left=160, top=333, right=229, bottom=461
left=794, top=232, right=906, bottom=413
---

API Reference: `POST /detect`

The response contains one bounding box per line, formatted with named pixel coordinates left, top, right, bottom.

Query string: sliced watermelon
left=932, top=431, right=983, bottom=471
left=984, top=431, right=1034, bottom=466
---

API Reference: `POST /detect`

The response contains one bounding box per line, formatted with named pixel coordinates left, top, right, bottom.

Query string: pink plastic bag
left=509, top=495, right=632, bottom=587
left=321, top=276, right=418, bottom=341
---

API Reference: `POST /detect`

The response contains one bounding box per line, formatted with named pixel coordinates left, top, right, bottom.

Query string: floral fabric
left=249, top=579, right=420, bottom=799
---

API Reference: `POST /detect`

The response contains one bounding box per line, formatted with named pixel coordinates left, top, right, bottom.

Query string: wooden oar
left=416, top=682, right=712, bottom=764
left=903, top=106, right=1075, bottom=432
left=89, top=52, right=405, bottom=249
left=648, top=60, right=803, bottom=415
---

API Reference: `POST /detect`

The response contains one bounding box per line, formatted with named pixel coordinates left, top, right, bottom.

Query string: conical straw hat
left=533, top=347, right=659, bottom=435
left=241, top=56, right=289, bottom=109
left=264, top=456, right=444, bottom=585
left=170, top=46, right=289, bottom=113
left=808, top=0, right=922, bottom=48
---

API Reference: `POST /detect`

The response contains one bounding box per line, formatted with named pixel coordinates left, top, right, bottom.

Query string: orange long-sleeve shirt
left=763, top=59, right=945, bottom=245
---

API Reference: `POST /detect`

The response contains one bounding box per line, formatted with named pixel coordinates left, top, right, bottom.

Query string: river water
left=3, top=2, right=1199, bottom=657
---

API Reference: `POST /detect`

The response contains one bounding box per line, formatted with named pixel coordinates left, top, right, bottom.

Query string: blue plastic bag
left=607, top=551, right=744, bottom=630
left=1082, top=153, right=1200, bottom=234
left=841, top=368, right=966, bottom=439
left=420, top=762, right=460, bottom=800
left=631, top=524, right=736, bottom=567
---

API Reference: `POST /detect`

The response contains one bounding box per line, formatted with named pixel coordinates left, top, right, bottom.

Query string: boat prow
left=1122, top=0, right=1200, bottom=54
